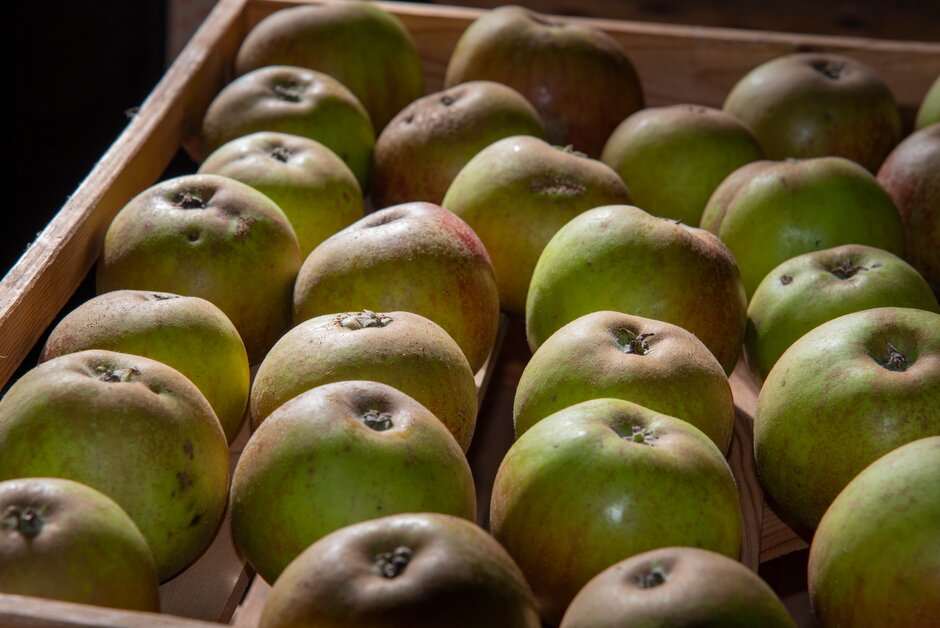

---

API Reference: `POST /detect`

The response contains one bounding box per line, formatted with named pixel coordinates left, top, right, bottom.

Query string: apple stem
left=615, top=330, right=655, bottom=355
left=881, top=342, right=909, bottom=372
left=2, top=505, right=44, bottom=538
left=372, top=546, right=413, bottom=578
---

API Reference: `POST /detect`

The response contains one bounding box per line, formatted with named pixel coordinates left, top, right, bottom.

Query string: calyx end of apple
left=360, top=409, right=394, bottom=431
left=94, top=364, right=141, bottom=384
left=877, top=341, right=909, bottom=372
left=372, top=546, right=413, bottom=578
left=269, top=145, right=292, bottom=163
left=810, top=59, right=845, bottom=80
left=614, top=423, right=658, bottom=446
left=632, top=564, right=668, bottom=589
left=176, top=191, right=207, bottom=210
left=337, top=310, right=393, bottom=330
left=615, top=330, right=655, bottom=356
left=828, top=258, right=867, bottom=280
left=2, top=505, right=45, bottom=539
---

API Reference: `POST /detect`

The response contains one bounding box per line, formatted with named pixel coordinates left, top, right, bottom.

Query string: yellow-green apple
left=444, top=6, right=643, bottom=157
left=877, top=123, right=940, bottom=292
left=723, top=52, right=901, bottom=172
left=601, top=104, right=763, bottom=225
left=442, top=136, right=630, bottom=314
left=260, top=513, right=541, bottom=628
left=514, top=311, right=734, bottom=453
left=199, top=132, right=364, bottom=258
left=0, top=477, right=160, bottom=611
left=526, top=205, right=747, bottom=374
left=230, top=381, right=476, bottom=584
left=491, top=398, right=742, bottom=625
left=699, top=160, right=775, bottom=234
left=39, top=290, right=250, bottom=443
left=699, top=156, right=905, bottom=298
left=96, top=174, right=302, bottom=364
left=916, top=74, right=940, bottom=129
left=560, top=547, right=795, bottom=628
left=199, top=66, right=374, bottom=189
left=373, top=81, right=545, bottom=208
left=755, top=307, right=940, bottom=532
left=809, top=437, right=940, bottom=627
left=250, top=310, right=478, bottom=451
left=293, top=202, right=499, bottom=372
left=746, top=245, right=940, bottom=381
left=235, top=1, right=423, bottom=131
left=0, top=350, right=230, bottom=581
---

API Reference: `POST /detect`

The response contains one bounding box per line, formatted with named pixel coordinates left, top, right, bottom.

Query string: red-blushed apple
left=916, top=74, right=940, bottom=129
left=259, top=513, right=541, bottom=628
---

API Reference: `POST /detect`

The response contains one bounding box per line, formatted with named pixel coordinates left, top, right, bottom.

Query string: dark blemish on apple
left=188, top=513, right=202, bottom=528
left=234, top=215, right=257, bottom=243
left=372, top=546, right=413, bottom=578
left=150, top=293, right=179, bottom=301
left=615, top=329, right=654, bottom=355
left=829, top=259, right=867, bottom=280
left=633, top=565, right=668, bottom=588
left=272, top=81, right=304, bottom=102
left=269, top=145, right=292, bottom=163
left=440, top=95, right=457, bottom=106
left=877, top=341, right=909, bottom=372
left=360, top=409, right=394, bottom=431
left=871, top=263, right=882, bottom=269
left=3, top=505, right=44, bottom=538
left=780, top=274, right=793, bottom=285
left=94, top=365, right=140, bottom=383
left=176, top=191, right=206, bottom=210
left=177, top=471, right=193, bottom=492
left=810, top=60, right=845, bottom=80
left=186, top=229, right=200, bottom=243
left=815, top=240, right=822, bottom=247
left=402, top=114, right=414, bottom=125
left=182, top=440, right=194, bottom=460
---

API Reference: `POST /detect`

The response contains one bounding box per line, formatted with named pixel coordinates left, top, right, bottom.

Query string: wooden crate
left=0, top=1, right=937, bottom=626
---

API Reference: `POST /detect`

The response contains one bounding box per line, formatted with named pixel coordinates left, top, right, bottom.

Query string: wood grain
left=0, top=595, right=221, bottom=628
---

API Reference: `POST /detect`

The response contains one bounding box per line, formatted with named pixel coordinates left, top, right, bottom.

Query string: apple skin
left=230, top=381, right=477, bottom=585
left=560, top=547, right=794, bottom=628
left=877, top=123, right=940, bottom=293
left=723, top=52, right=902, bottom=172
left=259, top=513, right=541, bottom=628
left=526, top=205, right=747, bottom=374
left=235, top=1, right=423, bottom=131
left=442, top=135, right=631, bottom=314
left=915, top=74, right=940, bottom=130
left=809, top=437, right=940, bottom=628
left=754, top=307, right=940, bottom=533
left=199, top=65, right=375, bottom=189
left=250, top=310, right=478, bottom=452
left=444, top=6, right=644, bottom=157
left=699, top=156, right=905, bottom=299
left=293, top=202, right=500, bottom=373
left=0, top=350, right=230, bottom=581
left=746, top=244, right=940, bottom=382
left=0, top=477, right=160, bottom=612
left=699, top=160, right=776, bottom=234
left=39, top=290, right=250, bottom=443
left=373, top=81, right=546, bottom=209
left=491, top=398, right=742, bottom=626
left=96, top=174, right=302, bottom=364
left=199, top=132, right=364, bottom=258
left=601, top=104, right=763, bottom=226
left=514, top=311, right=734, bottom=454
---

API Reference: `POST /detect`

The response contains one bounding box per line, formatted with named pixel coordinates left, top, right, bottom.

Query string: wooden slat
left=728, top=361, right=763, bottom=571
left=0, top=595, right=220, bottom=628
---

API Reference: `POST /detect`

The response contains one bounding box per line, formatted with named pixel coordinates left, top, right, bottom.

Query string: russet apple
left=915, top=74, right=940, bottom=129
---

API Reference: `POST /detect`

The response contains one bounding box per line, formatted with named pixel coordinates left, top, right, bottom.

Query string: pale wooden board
left=0, top=595, right=221, bottom=628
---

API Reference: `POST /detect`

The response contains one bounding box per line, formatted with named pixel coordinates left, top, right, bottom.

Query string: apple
left=560, top=547, right=795, bottom=628
left=259, top=513, right=541, bottom=628
left=514, top=310, right=734, bottom=454
left=525, top=204, right=747, bottom=374
left=699, top=160, right=775, bottom=234
left=293, top=202, right=500, bottom=373
left=0, top=477, right=160, bottom=611
left=230, top=380, right=476, bottom=584
left=0, top=350, right=230, bottom=581
left=198, top=132, right=364, bottom=258
left=198, top=65, right=375, bottom=189
left=444, top=5, right=644, bottom=157
left=809, top=436, right=940, bottom=627
left=915, top=74, right=940, bottom=130
left=491, top=398, right=742, bottom=625
left=96, top=174, right=302, bottom=364
left=699, top=156, right=905, bottom=299
left=235, top=1, right=423, bottom=131
left=723, top=52, right=902, bottom=172
left=746, top=244, right=940, bottom=382
left=39, top=290, right=250, bottom=443
left=755, top=307, right=940, bottom=532
left=442, top=135, right=630, bottom=314
left=250, top=310, right=478, bottom=452
left=601, top=104, right=763, bottom=225
left=877, top=123, right=940, bottom=292
left=372, top=81, right=545, bottom=208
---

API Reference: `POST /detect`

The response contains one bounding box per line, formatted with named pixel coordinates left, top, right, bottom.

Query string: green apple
left=514, top=311, right=734, bottom=453
left=445, top=5, right=644, bottom=157
left=699, top=160, right=775, bottom=233
left=809, top=437, right=939, bottom=627
left=260, top=513, right=541, bottom=628
left=0, top=477, right=160, bottom=611
left=755, top=307, right=940, bottom=532
left=915, top=74, right=940, bottom=130
left=442, top=135, right=630, bottom=314
left=235, top=1, right=423, bottom=131
left=724, top=52, right=902, bottom=172
left=601, top=104, right=763, bottom=225
left=526, top=205, right=747, bottom=374
left=373, top=81, right=545, bottom=208
left=560, top=547, right=795, bottom=628
left=96, top=174, right=302, bottom=364
left=198, top=132, right=364, bottom=258
left=491, top=398, right=742, bottom=625
left=230, top=380, right=476, bottom=584
left=199, top=65, right=375, bottom=189
left=746, top=245, right=940, bottom=381
left=0, top=350, right=230, bottom=581
left=699, top=156, right=905, bottom=299
left=293, top=202, right=500, bottom=373
left=39, top=290, right=250, bottom=443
